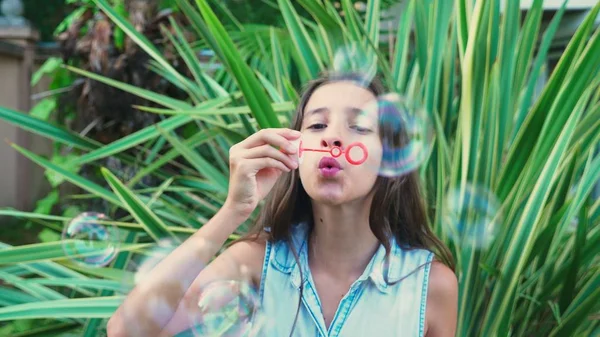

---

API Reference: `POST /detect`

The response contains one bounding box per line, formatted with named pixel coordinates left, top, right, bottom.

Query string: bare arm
left=158, top=239, right=266, bottom=337
left=106, top=128, right=300, bottom=337
left=425, top=260, right=458, bottom=337
left=106, top=206, right=248, bottom=337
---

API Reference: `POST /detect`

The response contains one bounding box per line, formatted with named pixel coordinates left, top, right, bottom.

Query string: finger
left=242, top=144, right=298, bottom=170
left=241, top=157, right=291, bottom=173
left=241, top=128, right=301, bottom=151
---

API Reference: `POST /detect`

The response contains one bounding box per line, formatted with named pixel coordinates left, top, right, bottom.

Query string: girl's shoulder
left=225, top=234, right=268, bottom=289
left=228, top=223, right=306, bottom=289
left=424, top=259, right=458, bottom=336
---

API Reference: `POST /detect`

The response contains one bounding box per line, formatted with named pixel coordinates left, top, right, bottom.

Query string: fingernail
left=287, top=145, right=297, bottom=153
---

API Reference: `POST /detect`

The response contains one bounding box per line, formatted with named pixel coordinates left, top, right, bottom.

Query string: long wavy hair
left=239, top=72, right=454, bottom=270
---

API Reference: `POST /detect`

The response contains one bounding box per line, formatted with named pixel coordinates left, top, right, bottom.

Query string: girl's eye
left=307, top=123, right=326, bottom=130
left=351, top=125, right=372, bottom=133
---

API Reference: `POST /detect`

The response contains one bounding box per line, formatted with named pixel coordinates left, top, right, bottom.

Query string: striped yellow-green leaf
left=0, top=296, right=122, bottom=321
left=277, top=0, right=324, bottom=80
left=11, top=144, right=121, bottom=206
left=194, top=0, right=281, bottom=129
left=0, top=106, right=100, bottom=151
left=71, top=96, right=231, bottom=165
left=101, top=168, right=181, bottom=243
left=481, top=76, right=589, bottom=335
left=0, top=241, right=144, bottom=265
left=157, top=128, right=229, bottom=192
left=65, top=66, right=192, bottom=111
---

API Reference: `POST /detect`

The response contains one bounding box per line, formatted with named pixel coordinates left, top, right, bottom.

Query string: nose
left=321, top=136, right=343, bottom=149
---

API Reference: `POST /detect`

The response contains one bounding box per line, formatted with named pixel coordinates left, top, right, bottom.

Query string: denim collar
left=270, top=222, right=405, bottom=294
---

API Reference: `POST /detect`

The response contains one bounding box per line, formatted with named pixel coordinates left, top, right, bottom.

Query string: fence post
left=0, top=19, right=40, bottom=210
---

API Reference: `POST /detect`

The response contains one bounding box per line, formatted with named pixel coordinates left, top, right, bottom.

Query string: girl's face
left=298, top=81, right=383, bottom=205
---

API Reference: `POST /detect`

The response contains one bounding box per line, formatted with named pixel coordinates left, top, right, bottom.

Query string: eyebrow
left=306, top=106, right=365, bottom=117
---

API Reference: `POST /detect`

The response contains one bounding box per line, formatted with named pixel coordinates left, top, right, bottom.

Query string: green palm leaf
left=102, top=168, right=180, bottom=243
left=192, top=0, right=282, bottom=129
left=0, top=106, right=100, bottom=151
left=0, top=297, right=122, bottom=321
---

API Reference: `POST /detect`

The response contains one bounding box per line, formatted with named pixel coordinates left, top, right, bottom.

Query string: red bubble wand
left=297, top=140, right=368, bottom=165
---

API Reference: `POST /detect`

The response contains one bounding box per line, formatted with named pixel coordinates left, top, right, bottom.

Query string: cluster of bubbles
left=60, top=213, right=267, bottom=336
left=61, top=212, right=119, bottom=268
left=443, top=184, right=502, bottom=249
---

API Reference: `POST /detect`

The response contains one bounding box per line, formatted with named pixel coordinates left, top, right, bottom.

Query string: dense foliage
left=0, top=0, right=598, bottom=336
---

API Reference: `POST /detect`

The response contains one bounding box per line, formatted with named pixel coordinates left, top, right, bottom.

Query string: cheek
left=368, top=141, right=382, bottom=165
left=360, top=138, right=382, bottom=172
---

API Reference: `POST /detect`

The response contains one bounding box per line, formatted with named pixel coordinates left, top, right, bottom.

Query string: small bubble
left=332, top=42, right=377, bottom=86
left=133, top=239, right=178, bottom=285
left=443, top=184, right=502, bottom=249
left=61, top=212, right=119, bottom=268
left=117, top=239, right=180, bottom=296
left=191, top=279, right=262, bottom=337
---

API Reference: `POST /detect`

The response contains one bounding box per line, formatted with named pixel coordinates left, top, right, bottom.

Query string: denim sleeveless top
left=257, top=222, right=435, bottom=337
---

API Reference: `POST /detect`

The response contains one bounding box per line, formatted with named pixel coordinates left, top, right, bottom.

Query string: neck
left=307, top=197, right=380, bottom=282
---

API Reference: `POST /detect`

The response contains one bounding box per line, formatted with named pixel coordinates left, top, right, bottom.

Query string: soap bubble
left=332, top=42, right=377, bottom=87
left=119, top=294, right=177, bottom=337
left=191, top=279, right=265, bottom=337
left=133, top=239, right=178, bottom=285
left=118, top=238, right=222, bottom=337
left=360, top=93, right=433, bottom=177
left=443, top=184, right=501, bottom=249
left=119, top=238, right=179, bottom=295
left=61, top=212, right=119, bottom=267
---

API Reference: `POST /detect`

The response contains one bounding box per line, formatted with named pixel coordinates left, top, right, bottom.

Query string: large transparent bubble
left=61, top=212, right=119, bottom=267
left=332, top=42, right=377, bottom=87
left=363, top=93, right=434, bottom=177
left=192, top=280, right=256, bottom=336
left=443, top=184, right=502, bottom=249
left=186, top=252, right=271, bottom=336
left=190, top=276, right=272, bottom=337
left=118, top=238, right=218, bottom=336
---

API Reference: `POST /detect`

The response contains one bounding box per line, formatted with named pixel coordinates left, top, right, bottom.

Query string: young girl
left=107, top=73, right=458, bottom=337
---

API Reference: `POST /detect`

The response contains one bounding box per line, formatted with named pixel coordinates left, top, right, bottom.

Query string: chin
left=308, top=184, right=373, bottom=206
left=299, top=169, right=375, bottom=205
left=308, top=183, right=343, bottom=201
left=312, top=192, right=346, bottom=205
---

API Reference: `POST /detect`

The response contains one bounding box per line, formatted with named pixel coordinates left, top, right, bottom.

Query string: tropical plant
left=0, top=0, right=599, bottom=336
left=23, top=0, right=198, bottom=248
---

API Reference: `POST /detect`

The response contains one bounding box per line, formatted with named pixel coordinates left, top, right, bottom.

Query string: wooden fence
left=0, top=25, right=55, bottom=211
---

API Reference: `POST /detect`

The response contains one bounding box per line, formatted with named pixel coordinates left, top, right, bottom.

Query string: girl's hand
left=223, top=128, right=301, bottom=220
